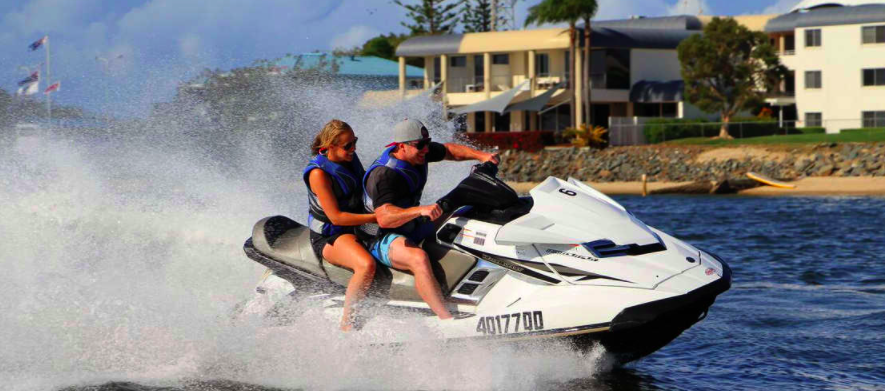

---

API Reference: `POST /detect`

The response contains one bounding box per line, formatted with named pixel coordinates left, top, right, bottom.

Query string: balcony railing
left=446, top=75, right=517, bottom=93
left=535, top=72, right=568, bottom=90
left=447, top=77, right=481, bottom=93
left=782, top=50, right=795, bottom=56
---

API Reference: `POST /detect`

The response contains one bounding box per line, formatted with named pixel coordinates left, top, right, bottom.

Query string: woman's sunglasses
left=407, top=138, right=431, bottom=150
left=339, top=137, right=358, bottom=151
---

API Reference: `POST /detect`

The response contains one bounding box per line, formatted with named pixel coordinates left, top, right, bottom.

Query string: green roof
left=274, top=53, right=423, bottom=78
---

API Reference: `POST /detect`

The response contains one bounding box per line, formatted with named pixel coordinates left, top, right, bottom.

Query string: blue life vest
left=362, top=146, right=430, bottom=241
left=303, top=153, right=366, bottom=236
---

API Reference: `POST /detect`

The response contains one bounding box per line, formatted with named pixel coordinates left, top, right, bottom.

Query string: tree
left=461, top=0, right=505, bottom=32
left=578, top=0, right=598, bottom=128
left=361, top=36, right=396, bottom=59
left=525, top=0, right=580, bottom=128
left=678, top=17, right=786, bottom=138
left=394, top=0, right=464, bottom=35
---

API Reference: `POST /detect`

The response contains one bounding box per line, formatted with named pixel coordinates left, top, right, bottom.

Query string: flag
left=44, top=81, right=60, bottom=94
left=18, top=71, right=39, bottom=86
left=29, top=36, right=48, bottom=51
left=16, top=82, right=40, bottom=96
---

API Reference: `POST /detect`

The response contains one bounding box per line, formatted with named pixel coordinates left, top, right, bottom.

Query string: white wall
left=791, top=23, right=885, bottom=133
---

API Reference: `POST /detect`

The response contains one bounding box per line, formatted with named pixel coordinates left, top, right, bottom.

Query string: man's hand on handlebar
left=417, top=203, right=443, bottom=221
left=481, top=152, right=500, bottom=165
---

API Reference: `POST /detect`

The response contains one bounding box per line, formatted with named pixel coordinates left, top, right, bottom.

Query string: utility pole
left=46, top=38, right=51, bottom=123
left=491, top=0, right=497, bottom=31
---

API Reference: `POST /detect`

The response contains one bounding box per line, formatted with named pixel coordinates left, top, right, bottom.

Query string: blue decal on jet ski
left=476, top=311, right=544, bottom=335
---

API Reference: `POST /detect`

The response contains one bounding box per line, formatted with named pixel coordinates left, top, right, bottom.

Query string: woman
left=304, top=119, right=376, bottom=331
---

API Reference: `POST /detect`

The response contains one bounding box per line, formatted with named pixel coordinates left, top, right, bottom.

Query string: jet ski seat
left=248, top=215, right=476, bottom=302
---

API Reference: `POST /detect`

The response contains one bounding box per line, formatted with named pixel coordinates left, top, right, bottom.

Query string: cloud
left=666, top=0, right=714, bottom=16
left=330, top=25, right=381, bottom=50
left=763, top=0, right=803, bottom=14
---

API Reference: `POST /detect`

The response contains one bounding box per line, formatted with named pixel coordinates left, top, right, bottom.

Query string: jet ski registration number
left=475, top=311, right=544, bottom=335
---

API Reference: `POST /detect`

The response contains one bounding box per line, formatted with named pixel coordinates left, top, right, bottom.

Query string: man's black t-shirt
left=365, top=142, right=446, bottom=208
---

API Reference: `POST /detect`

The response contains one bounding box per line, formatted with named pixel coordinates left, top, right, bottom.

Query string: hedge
left=456, top=131, right=554, bottom=152
left=643, top=117, right=793, bottom=143
left=798, top=127, right=826, bottom=134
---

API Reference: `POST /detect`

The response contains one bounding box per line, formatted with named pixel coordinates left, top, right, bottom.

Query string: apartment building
left=766, top=0, right=885, bottom=133
left=395, top=16, right=709, bottom=133
left=395, top=1, right=885, bottom=135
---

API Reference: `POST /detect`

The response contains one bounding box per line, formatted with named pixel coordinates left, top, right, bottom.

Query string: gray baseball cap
left=392, top=119, right=430, bottom=143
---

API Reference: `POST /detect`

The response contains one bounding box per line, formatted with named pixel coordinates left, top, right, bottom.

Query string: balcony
left=765, top=89, right=796, bottom=106
left=536, top=72, right=568, bottom=90
left=447, top=75, right=521, bottom=93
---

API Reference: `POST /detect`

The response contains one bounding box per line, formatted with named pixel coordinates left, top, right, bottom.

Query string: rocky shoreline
left=497, top=143, right=885, bottom=183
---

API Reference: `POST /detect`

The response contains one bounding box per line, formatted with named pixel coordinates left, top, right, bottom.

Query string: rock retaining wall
left=498, top=143, right=885, bottom=183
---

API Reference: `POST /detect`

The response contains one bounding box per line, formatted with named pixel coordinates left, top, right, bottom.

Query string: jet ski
left=239, top=162, right=731, bottom=364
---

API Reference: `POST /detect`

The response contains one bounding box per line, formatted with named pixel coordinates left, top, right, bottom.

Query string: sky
left=0, top=0, right=806, bottom=118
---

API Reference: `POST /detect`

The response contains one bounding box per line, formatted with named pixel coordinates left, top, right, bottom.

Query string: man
left=362, top=119, right=498, bottom=319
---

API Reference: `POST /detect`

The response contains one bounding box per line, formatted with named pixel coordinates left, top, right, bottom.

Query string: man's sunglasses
left=407, top=138, right=431, bottom=150
left=340, top=137, right=358, bottom=151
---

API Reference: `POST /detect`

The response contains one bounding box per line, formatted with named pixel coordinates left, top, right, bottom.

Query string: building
left=274, top=52, right=425, bottom=90
left=394, top=1, right=885, bottom=135
left=765, top=0, right=885, bottom=133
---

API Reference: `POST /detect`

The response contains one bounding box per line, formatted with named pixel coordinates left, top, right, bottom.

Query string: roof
left=397, top=26, right=698, bottom=57
left=790, top=0, right=885, bottom=12
left=586, top=27, right=699, bottom=49
left=396, top=29, right=571, bottom=57
left=630, top=80, right=685, bottom=102
left=765, top=4, right=885, bottom=32
left=274, top=53, right=424, bottom=77
left=592, top=15, right=703, bottom=30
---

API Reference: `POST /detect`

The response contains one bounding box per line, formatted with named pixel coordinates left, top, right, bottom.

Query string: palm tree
left=525, top=0, right=578, bottom=129
left=525, top=0, right=598, bottom=129
left=579, top=0, right=598, bottom=128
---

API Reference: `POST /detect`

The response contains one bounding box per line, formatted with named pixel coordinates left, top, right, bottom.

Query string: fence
left=608, top=117, right=882, bottom=145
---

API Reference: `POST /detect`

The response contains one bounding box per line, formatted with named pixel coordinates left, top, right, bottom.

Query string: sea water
left=2, top=93, right=884, bottom=390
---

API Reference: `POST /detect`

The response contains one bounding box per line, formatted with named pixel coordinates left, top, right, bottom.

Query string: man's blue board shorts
left=367, top=221, right=436, bottom=267
left=368, top=233, right=404, bottom=267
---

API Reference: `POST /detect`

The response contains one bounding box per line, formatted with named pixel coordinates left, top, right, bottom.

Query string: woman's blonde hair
left=311, top=119, right=353, bottom=155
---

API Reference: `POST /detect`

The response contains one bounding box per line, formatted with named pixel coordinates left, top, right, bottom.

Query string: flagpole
left=46, top=37, right=51, bottom=124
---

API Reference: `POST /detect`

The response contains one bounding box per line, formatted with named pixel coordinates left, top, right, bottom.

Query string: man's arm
left=442, top=143, right=499, bottom=164
left=375, top=203, right=442, bottom=229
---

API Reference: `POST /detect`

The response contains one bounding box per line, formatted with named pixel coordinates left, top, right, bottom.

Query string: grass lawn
left=667, top=129, right=885, bottom=145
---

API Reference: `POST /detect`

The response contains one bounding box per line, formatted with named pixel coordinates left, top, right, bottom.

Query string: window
left=784, top=34, right=795, bottom=52
left=433, top=57, right=440, bottom=83
left=535, top=53, right=549, bottom=76
left=863, top=68, right=885, bottom=86
left=862, top=25, right=885, bottom=44
left=450, top=56, right=466, bottom=67
left=492, top=54, right=509, bottom=65
left=805, top=71, right=822, bottom=89
left=805, top=112, right=822, bottom=127
left=863, top=111, right=885, bottom=128
left=805, top=29, right=821, bottom=47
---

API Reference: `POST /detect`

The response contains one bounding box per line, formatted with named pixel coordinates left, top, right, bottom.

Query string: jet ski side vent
left=582, top=239, right=667, bottom=258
